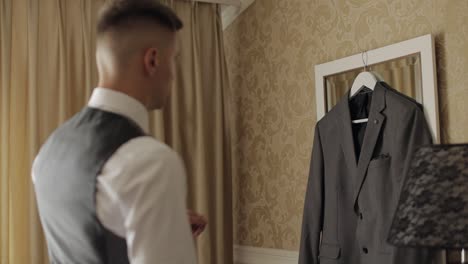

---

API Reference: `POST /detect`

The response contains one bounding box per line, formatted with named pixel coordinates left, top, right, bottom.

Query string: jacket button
left=363, top=247, right=368, bottom=254
left=374, top=119, right=379, bottom=124
left=359, top=213, right=363, bottom=220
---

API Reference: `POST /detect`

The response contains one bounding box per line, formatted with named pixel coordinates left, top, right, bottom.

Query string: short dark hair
left=97, top=0, right=183, bottom=34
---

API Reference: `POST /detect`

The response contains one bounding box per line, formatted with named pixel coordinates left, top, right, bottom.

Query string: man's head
left=96, top=0, right=183, bottom=110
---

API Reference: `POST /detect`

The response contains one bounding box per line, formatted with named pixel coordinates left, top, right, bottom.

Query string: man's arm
left=97, top=137, right=197, bottom=264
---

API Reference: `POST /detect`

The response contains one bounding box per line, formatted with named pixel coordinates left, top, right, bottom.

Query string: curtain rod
left=191, top=0, right=241, bottom=6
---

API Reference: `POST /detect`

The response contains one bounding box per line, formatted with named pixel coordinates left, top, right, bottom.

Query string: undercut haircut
left=97, top=0, right=183, bottom=35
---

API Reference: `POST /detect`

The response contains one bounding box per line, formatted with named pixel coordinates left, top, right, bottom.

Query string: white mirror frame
left=315, top=34, right=440, bottom=143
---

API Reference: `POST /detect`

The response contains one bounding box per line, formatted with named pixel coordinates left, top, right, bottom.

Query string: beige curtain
left=152, top=2, right=233, bottom=264
left=0, top=0, right=232, bottom=263
left=1, top=1, right=102, bottom=263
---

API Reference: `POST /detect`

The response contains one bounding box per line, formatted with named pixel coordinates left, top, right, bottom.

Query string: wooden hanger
left=350, top=51, right=381, bottom=124
left=349, top=51, right=380, bottom=98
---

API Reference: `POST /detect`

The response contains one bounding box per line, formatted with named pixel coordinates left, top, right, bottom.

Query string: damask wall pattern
left=223, top=0, right=468, bottom=250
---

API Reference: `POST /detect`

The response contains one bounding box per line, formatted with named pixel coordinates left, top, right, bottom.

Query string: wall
left=223, top=0, right=468, bottom=251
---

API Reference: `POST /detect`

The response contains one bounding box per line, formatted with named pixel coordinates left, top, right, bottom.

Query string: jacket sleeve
left=398, top=105, right=433, bottom=185
left=299, top=125, right=324, bottom=264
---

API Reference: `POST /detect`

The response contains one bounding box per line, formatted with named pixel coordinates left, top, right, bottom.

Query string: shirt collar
left=88, top=87, right=149, bottom=133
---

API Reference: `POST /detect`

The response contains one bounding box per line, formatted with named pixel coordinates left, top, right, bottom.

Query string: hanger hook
left=362, top=51, right=368, bottom=71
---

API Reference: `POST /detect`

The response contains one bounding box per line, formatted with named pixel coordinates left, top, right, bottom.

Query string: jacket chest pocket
left=365, top=156, right=392, bottom=203
left=318, top=243, right=341, bottom=263
left=367, top=156, right=392, bottom=186
left=368, top=155, right=391, bottom=169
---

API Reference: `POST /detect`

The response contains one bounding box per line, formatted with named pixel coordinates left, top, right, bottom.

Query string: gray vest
left=34, top=107, right=145, bottom=264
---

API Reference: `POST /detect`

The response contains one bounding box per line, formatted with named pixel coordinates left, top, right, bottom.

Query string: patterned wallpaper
left=223, top=0, right=468, bottom=251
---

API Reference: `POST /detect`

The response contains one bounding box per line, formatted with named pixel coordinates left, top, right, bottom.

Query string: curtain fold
left=153, top=1, right=233, bottom=264
left=1, top=1, right=103, bottom=263
left=0, top=1, right=232, bottom=263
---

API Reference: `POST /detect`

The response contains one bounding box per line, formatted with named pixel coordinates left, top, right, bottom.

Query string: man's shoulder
left=125, top=136, right=171, bottom=151
left=102, top=136, right=185, bottom=188
left=117, top=136, right=181, bottom=164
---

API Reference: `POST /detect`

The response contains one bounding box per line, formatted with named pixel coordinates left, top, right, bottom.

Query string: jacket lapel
left=352, top=83, right=386, bottom=207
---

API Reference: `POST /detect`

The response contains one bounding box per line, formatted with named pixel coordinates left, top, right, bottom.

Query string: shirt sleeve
left=96, top=136, right=197, bottom=264
left=396, top=105, right=433, bottom=187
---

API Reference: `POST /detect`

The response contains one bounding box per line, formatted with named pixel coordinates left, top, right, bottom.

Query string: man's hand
left=188, top=210, right=207, bottom=238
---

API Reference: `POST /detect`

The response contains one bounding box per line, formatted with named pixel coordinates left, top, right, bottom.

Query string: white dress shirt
left=34, top=88, right=197, bottom=264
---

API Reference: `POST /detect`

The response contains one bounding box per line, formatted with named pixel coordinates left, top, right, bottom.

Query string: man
left=32, top=1, right=206, bottom=263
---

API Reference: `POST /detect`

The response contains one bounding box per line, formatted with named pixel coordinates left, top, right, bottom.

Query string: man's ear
left=143, top=47, right=159, bottom=75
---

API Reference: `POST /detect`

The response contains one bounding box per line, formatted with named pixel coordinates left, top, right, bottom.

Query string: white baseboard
left=234, top=245, right=299, bottom=264
left=233, top=245, right=447, bottom=264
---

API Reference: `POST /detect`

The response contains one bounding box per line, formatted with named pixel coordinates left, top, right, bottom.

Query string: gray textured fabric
left=388, top=144, right=468, bottom=248
left=299, top=82, right=435, bottom=264
left=34, top=107, right=145, bottom=264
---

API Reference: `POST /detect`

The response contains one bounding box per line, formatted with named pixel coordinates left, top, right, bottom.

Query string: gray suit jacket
left=299, top=82, right=434, bottom=264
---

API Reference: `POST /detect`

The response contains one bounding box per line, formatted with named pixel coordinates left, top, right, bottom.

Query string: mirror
left=324, top=54, right=422, bottom=111
left=314, top=34, right=444, bottom=264
left=314, top=34, right=440, bottom=143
